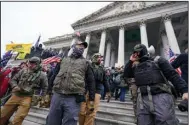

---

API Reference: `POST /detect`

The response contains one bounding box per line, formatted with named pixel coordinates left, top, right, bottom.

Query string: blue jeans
left=46, top=93, right=80, bottom=125
left=120, top=87, right=126, bottom=102
left=99, top=84, right=104, bottom=99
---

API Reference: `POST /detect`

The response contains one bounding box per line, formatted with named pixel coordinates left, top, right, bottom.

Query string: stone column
left=163, top=14, right=181, bottom=54
left=104, top=42, right=111, bottom=67
left=110, top=49, right=116, bottom=67
left=159, top=43, right=165, bottom=58
left=161, top=31, right=170, bottom=60
left=139, top=20, right=149, bottom=48
left=83, top=33, right=91, bottom=58
left=118, top=26, right=125, bottom=66
left=99, top=30, right=106, bottom=56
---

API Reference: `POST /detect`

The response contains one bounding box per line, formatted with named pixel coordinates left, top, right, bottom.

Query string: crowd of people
left=0, top=37, right=188, bottom=125
left=25, top=44, right=60, bottom=59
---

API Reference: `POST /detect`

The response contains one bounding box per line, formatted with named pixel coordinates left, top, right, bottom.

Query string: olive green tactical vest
left=53, top=57, right=88, bottom=94
left=16, top=69, right=41, bottom=96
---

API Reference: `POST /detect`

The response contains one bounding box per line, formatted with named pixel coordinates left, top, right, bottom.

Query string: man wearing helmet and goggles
left=124, top=44, right=188, bottom=125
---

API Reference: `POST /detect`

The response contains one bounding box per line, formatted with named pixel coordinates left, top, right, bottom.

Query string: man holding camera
left=124, top=44, right=188, bottom=125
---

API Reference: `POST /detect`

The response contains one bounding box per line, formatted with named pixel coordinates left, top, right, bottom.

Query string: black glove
left=178, top=99, right=188, bottom=112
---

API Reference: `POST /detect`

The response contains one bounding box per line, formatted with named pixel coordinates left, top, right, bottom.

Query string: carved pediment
left=96, top=2, right=145, bottom=19
left=72, top=2, right=146, bottom=27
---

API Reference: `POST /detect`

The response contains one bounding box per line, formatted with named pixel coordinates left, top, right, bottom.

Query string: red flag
left=169, top=56, right=182, bottom=75
left=42, top=56, right=61, bottom=65
left=167, top=48, right=182, bottom=76
left=0, top=68, right=12, bottom=98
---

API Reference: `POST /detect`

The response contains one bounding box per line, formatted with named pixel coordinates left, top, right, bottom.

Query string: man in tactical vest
left=124, top=44, right=188, bottom=125
left=79, top=53, right=111, bottom=125
left=46, top=40, right=96, bottom=125
left=0, top=56, right=48, bottom=125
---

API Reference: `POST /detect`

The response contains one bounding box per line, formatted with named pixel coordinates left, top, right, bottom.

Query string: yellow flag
left=16, top=52, right=28, bottom=60
left=6, top=43, right=32, bottom=59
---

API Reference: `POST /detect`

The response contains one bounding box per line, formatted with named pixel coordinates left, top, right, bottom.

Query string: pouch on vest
left=75, top=94, right=86, bottom=103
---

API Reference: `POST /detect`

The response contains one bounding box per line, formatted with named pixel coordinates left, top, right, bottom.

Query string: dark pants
left=137, top=93, right=179, bottom=125
left=120, top=87, right=126, bottom=102
left=46, top=93, right=80, bottom=125
left=110, top=84, right=116, bottom=97
left=99, top=84, right=104, bottom=100
left=115, top=88, right=120, bottom=100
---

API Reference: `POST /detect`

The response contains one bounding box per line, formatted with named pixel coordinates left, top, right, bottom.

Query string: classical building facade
left=43, top=1, right=188, bottom=67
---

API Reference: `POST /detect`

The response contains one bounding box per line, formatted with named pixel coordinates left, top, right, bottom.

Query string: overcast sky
left=1, top=2, right=111, bottom=57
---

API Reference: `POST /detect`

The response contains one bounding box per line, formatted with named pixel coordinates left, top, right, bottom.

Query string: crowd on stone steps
left=0, top=38, right=188, bottom=125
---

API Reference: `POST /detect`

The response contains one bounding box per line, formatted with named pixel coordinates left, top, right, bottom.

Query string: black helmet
left=133, top=44, right=148, bottom=57
left=29, top=56, right=41, bottom=64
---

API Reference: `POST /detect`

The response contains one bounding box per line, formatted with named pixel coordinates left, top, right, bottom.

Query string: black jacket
left=171, top=53, right=188, bottom=84
left=124, top=56, right=188, bottom=94
left=91, top=63, right=110, bottom=94
left=85, top=62, right=96, bottom=101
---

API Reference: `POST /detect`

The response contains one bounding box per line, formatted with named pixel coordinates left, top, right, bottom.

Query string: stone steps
left=96, top=110, right=135, bottom=123
left=115, top=94, right=183, bottom=103
left=9, top=94, right=187, bottom=125
left=26, top=107, right=188, bottom=125
left=100, top=100, right=133, bottom=108
left=25, top=112, right=46, bottom=125
left=10, top=117, right=43, bottom=125
left=99, top=102, right=186, bottom=115
left=94, top=117, right=136, bottom=125
left=11, top=112, right=46, bottom=125
left=28, top=101, right=188, bottom=125
left=99, top=105, right=134, bottom=114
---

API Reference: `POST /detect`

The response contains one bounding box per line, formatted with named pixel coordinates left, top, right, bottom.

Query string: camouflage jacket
left=10, top=68, right=48, bottom=97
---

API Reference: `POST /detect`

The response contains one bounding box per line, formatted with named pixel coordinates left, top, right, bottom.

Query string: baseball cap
left=75, top=40, right=88, bottom=48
